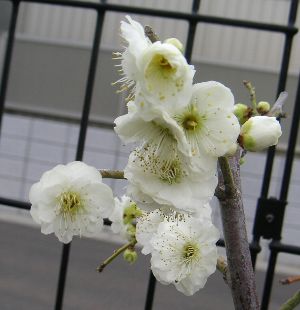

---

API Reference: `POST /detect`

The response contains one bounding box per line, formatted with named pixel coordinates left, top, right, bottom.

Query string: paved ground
left=0, top=220, right=297, bottom=310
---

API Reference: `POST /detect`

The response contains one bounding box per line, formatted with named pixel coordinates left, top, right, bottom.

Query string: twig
left=280, top=290, right=300, bottom=310
left=280, top=275, right=300, bottom=285
left=144, top=25, right=160, bottom=43
left=243, top=80, right=258, bottom=114
left=97, top=241, right=135, bottom=272
left=99, top=169, right=125, bottom=179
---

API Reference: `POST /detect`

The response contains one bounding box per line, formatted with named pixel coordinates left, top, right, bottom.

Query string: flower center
left=159, top=159, right=183, bottom=184
left=183, top=116, right=199, bottom=131
left=58, top=191, right=84, bottom=221
left=176, top=104, right=203, bottom=132
left=134, top=145, right=186, bottom=185
left=146, top=54, right=176, bottom=79
left=182, top=243, right=200, bottom=263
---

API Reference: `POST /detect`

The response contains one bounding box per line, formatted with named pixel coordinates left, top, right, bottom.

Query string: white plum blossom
left=239, top=116, right=282, bottom=151
left=29, top=161, right=114, bottom=243
left=135, top=41, right=195, bottom=108
left=173, top=81, right=240, bottom=157
left=136, top=205, right=213, bottom=255
left=150, top=214, right=219, bottom=296
left=114, top=100, right=191, bottom=157
left=135, top=209, right=165, bottom=254
left=125, top=150, right=217, bottom=213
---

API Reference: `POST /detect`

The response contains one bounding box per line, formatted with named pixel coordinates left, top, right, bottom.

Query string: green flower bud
left=234, top=103, right=252, bottom=125
left=164, top=38, right=184, bottom=53
left=257, top=101, right=271, bottom=115
left=123, top=248, right=138, bottom=264
left=123, top=202, right=143, bottom=225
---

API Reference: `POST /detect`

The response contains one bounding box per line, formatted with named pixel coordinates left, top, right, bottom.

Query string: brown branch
left=218, top=152, right=259, bottom=309
left=99, top=169, right=125, bottom=179
left=280, top=275, right=300, bottom=285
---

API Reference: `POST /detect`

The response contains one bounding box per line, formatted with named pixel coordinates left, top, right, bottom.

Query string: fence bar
left=0, top=0, right=19, bottom=135
left=261, top=251, right=278, bottom=310
left=55, top=9, right=105, bottom=310
left=260, top=0, right=299, bottom=199
left=270, top=241, right=300, bottom=255
left=0, top=0, right=298, bottom=34
left=185, top=0, right=201, bottom=62
left=144, top=272, right=157, bottom=310
left=260, top=61, right=300, bottom=310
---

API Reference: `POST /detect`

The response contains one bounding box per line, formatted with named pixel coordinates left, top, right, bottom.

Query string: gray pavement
left=0, top=220, right=297, bottom=310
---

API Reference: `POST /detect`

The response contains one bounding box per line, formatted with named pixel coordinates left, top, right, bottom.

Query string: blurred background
left=0, top=0, right=300, bottom=309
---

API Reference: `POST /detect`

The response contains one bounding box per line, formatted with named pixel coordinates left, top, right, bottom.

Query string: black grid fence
left=0, top=0, right=299, bottom=309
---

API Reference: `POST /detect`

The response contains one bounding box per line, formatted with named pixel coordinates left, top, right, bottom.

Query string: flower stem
left=97, top=241, right=136, bottom=272
left=280, top=290, right=300, bottom=310
left=243, top=80, right=258, bottom=114
left=99, top=169, right=125, bottom=179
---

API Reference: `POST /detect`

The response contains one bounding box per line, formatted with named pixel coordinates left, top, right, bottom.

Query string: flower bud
left=123, top=202, right=142, bottom=225
left=123, top=248, right=138, bottom=264
left=164, top=38, right=184, bottom=53
left=257, top=101, right=270, bottom=115
left=233, top=103, right=251, bottom=125
left=239, top=116, right=282, bottom=152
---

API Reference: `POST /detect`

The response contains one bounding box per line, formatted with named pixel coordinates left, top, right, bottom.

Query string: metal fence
left=0, top=0, right=299, bottom=309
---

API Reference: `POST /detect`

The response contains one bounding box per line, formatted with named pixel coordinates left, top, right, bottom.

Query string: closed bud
left=234, top=103, right=251, bottom=124
left=123, top=202, right=142, bottom=225
left=239, top=116, right=282, bottom=152
left=164, top=38, right=184, bottom=53
left=257, top=101, right=270, bottom=115
left=123, top=248, right=138, bottom=264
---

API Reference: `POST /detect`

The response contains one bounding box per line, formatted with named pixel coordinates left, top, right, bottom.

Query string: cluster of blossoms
left=29, top=16, right=283, bottom=297
left=112, top=16, right=240, bottom=295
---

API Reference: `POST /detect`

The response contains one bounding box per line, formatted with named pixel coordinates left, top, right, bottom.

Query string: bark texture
left=218, top=155, right=259, bottom=310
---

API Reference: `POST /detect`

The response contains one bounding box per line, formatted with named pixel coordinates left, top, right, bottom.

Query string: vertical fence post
left=54, top=7, right=106, bottom=310
left=0, top=0, right=19, bottom=135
